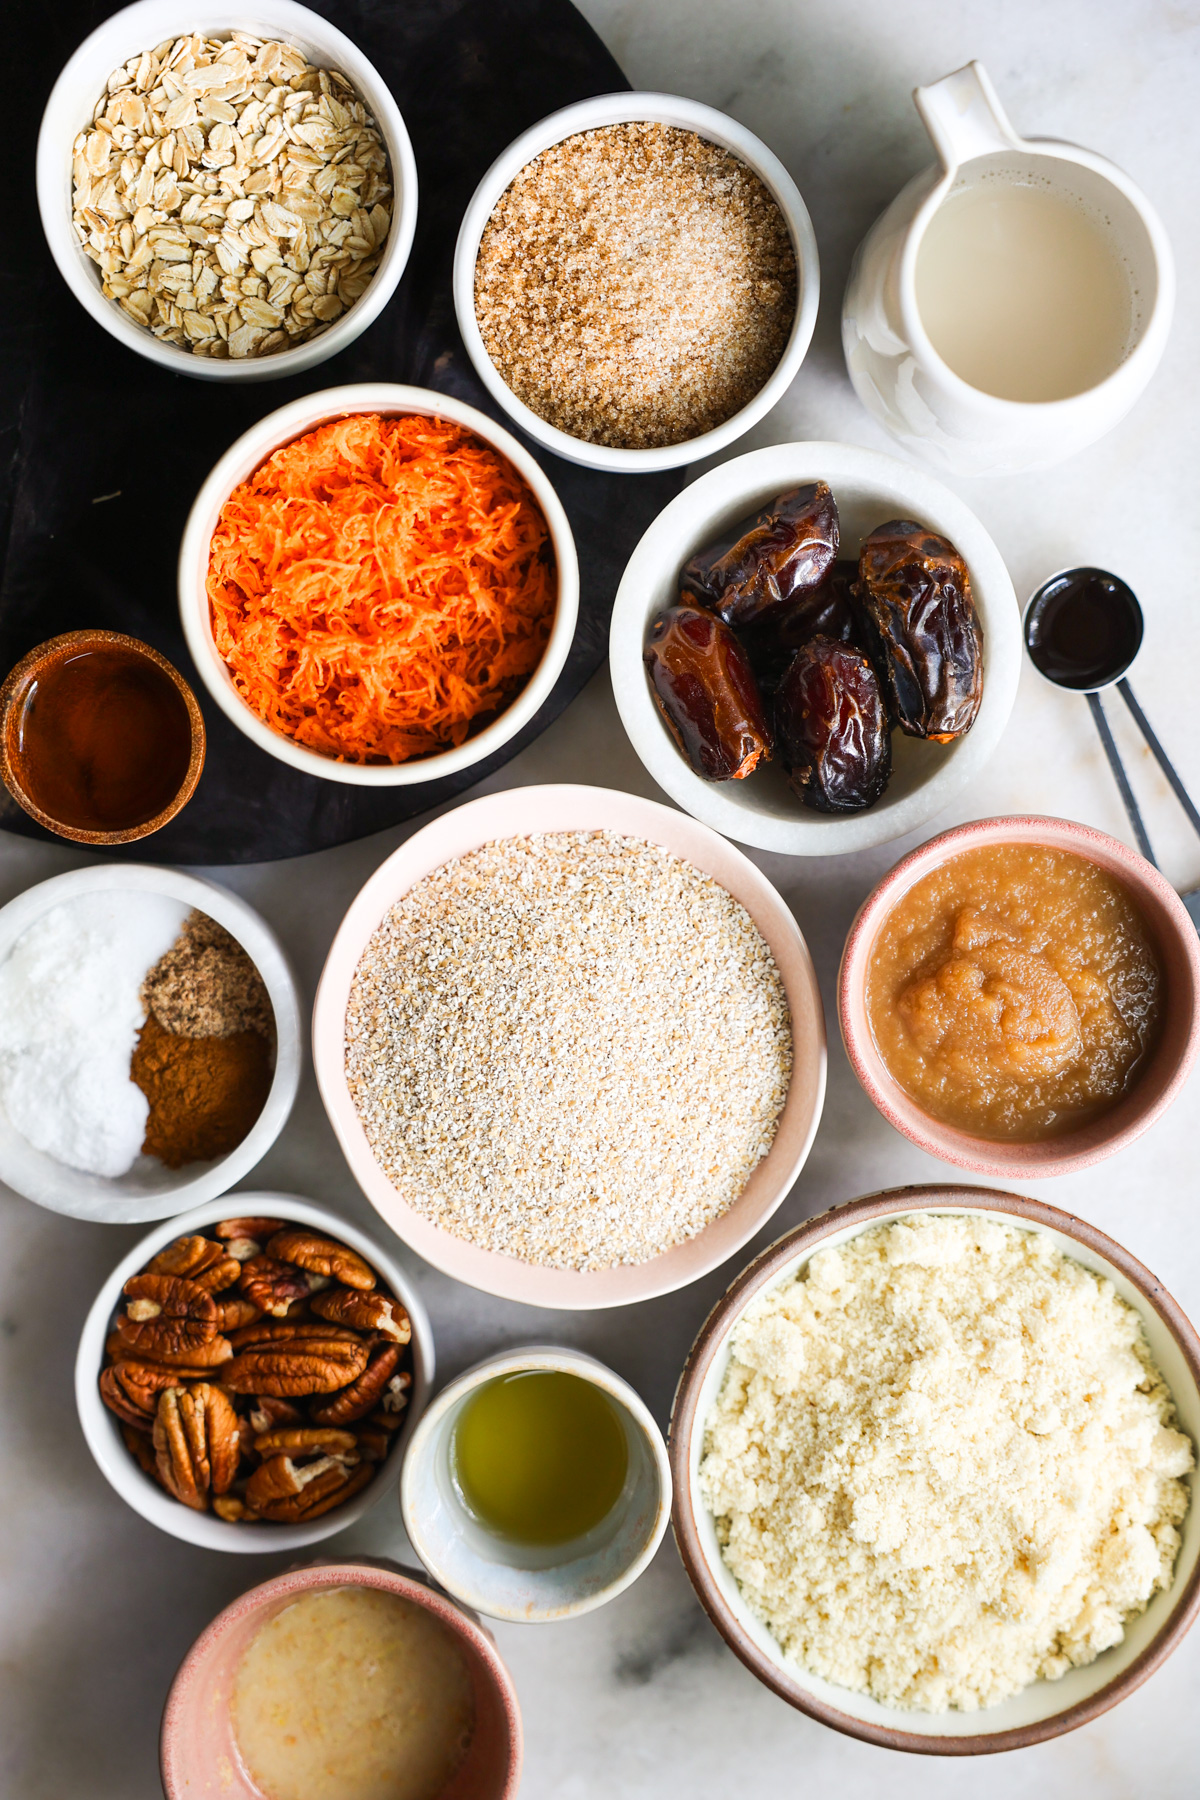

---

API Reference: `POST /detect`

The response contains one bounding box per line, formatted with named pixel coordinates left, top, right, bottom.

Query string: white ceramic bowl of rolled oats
left=672, top=1188, right=1200, bottom=1754
left=453, top=93, right=820, bottom=472
left=37, top=0, right=417, bottom=379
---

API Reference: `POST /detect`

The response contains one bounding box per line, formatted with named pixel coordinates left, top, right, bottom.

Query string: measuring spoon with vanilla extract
left=1024, top=567, right=1200, bottom=929
left=0, top=630, right=205, bottom=844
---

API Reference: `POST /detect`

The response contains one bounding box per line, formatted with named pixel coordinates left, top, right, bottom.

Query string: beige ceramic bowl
left=160, top=1560, right=522, bottom=1798
left=313, top=784, right=826, bottom=1308
left=839, top=815, right=1200, bottom=1178
left=670, top=1185, right=1200, bottom=1755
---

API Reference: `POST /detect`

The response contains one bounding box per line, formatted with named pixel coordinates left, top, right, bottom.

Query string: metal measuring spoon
left=1024, top=567, right=1200, bottom=930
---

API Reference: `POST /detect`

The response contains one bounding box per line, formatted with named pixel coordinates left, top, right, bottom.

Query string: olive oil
left=451, top=1370, right=629, bottom=1546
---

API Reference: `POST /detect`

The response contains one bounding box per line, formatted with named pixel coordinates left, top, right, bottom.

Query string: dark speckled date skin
left=644, top=605, right=773, bottom=781
left=856, top=520, right=983, bottom=742
left=739, top=558, right=860, bottom=697
left=680, top=482, right=839, bottom=629
left=775, top=636, right=890, bottom=811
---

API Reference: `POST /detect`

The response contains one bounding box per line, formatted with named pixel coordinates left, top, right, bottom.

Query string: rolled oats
left=70, top=32, right=393, bottom=359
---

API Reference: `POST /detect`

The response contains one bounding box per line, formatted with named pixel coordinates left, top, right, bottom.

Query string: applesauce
left=866, top=843, right=1162, bottom=1140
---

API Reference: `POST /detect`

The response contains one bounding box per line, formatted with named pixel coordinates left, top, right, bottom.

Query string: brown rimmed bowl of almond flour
left=671, top=1186, right=1200, bottom=1755
left=312, top=784, right=826, bottom=1309
left=453, top=93, right=820, bottom=471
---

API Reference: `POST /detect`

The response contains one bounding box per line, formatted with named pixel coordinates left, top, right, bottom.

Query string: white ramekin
left=77, top=1191, right=434, bottom=1551
left=0, top=865, right=301, bottom=1222
left=401, top=1346, right=671, bottom=1621
left=37, top=0, right=418, bottom=382
left=453, top=92, right=820, bottom=472
left=179, top=383, right=579, bottom=785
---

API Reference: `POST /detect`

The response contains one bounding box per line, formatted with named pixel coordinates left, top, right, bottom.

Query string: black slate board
left=0, top=0, right=682, bottom=862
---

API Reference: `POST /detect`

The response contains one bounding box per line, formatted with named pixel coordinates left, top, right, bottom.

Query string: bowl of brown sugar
left=454, top=93, right=820, bottom=472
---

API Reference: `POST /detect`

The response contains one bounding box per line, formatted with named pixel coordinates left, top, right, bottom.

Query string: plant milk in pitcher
left=914, top=175, right=1135, bottom=403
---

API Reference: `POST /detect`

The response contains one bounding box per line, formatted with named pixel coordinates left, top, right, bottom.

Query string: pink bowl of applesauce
left=839, top=815, right=1200, bottom=1179
left=160, top=1560, right=522, bottom=1800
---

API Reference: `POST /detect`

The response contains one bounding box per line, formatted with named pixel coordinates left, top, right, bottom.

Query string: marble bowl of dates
left=609, top=442, right=1023, bottom=855
left=76, top=1193, right=433, bottom=1550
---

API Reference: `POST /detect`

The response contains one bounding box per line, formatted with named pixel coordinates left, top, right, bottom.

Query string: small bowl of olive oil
left=401, top=1348, right=671, bottom=1621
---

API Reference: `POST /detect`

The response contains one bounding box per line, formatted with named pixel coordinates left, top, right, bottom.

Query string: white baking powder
left=0, top=892, right=190, bottom=1177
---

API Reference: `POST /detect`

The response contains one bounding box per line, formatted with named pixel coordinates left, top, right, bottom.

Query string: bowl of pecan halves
left=76, top=1190, right=433, bottom=1549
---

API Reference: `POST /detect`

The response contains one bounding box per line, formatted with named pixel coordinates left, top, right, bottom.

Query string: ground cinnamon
left=131, top=1015, right=272, bottom=1168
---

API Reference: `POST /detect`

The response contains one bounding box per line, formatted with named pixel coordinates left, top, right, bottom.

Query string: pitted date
left=680, top=481, right=839, bottom=629
left=857, top=520, right=983, bottom=741
left=775, top=637, right=890, bottom=812
left=644, top=605, right=772, bottom=781
left=740, top=559, right=861, bottom=696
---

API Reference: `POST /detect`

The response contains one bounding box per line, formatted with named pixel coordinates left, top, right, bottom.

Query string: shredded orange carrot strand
left=206, top=413, right=557, bottom=764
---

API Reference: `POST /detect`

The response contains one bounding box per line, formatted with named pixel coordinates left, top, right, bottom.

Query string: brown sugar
left=141, top=909, right=274, bottom=1040
left=131, top=1015, right=273, bottom=1168
left=474, top=123, right=797, bottom=449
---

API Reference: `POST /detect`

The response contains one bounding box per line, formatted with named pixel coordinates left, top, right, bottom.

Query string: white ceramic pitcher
left=841, top=62, right=1174, bottom=477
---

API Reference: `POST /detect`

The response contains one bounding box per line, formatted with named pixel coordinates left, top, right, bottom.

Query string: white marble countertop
left=4, top=0, right=1200, bottom=1794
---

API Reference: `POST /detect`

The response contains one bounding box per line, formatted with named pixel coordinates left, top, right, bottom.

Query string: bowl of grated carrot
left=178, top=384, right=579, bottom=783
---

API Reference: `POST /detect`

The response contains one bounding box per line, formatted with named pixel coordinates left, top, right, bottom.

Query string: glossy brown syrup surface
left=8, top=645, right=192, bottom=831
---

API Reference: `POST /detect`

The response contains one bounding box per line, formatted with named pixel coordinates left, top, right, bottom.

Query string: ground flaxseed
left=474, top=123, right=798, bottom=449
left=344, top=832, right=793, bottom=1271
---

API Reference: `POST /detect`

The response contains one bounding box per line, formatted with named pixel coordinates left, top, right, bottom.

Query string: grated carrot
left=206, top=412, right=557, bottom=764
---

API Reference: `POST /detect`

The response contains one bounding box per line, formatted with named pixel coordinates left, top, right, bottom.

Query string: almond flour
left=344, top=832, right=793, bottom=1271
left=700, top=1213, right=1194, bottom=1711
left=474, top=123, right=797, bottom=449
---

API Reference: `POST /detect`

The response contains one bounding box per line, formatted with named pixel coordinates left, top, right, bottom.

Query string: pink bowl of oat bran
left=313, top=785, right=826, bottom=1308
left=839, top=815, right=1200, bottom=1179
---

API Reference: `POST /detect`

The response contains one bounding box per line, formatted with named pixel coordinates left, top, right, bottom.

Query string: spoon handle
left=1086, top=692, right=1158, bottom=866
left=1116, top=680, right=1200, bottom=844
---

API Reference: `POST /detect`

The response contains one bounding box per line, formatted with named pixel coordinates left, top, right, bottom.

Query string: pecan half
left=122, top=1422, right=162, bottom=1481
left=248, top=1395, right=304, bottom=1434
left=100, top=1359, right=198, bottom=1427
left=253, top=1427, right=358, bottom=1458
left=267, top=1229, right=375, bottom=1292
left=214, top=1216, right=286, bottom=1242
left=354, top=1425, right=392, bottom=1462
left=214, top=1296, right=262, bottom=1333
left=147, top=1236, right=240, bottom=1290
left=310, top=1343, right=402, bottom=1426
left=239, top=1255, right=327, bottom=1318
left=223, top=1237, right=263, bottom=1263
left=99, top=1366, right=154, bottom=1431
left=113, top=1321, right=233, bottom=1369
left=311, top=1287, right=410, bottom=1343
left=213, top=1494, right=260, bottom=1523
left=222, top=1337, right=370, bottom=1397
left=153, top=1385, right=241, bottom=1509
left=117, top=1274, right=217, bottom=1360
left=229, top=1319, right=363, bottom=1352
left=248, top=1455, right=373, bottom=1523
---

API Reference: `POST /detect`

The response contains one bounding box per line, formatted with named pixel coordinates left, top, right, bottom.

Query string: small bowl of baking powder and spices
left=454, top=94, right=820, bottom=471
left=0, top=866, right=300, bottom=1221
left=672, top=1189, right=1200, bottom=1754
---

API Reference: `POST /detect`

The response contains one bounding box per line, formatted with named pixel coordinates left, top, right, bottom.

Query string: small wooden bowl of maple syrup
left=0, top=630, right=205, bottom=844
